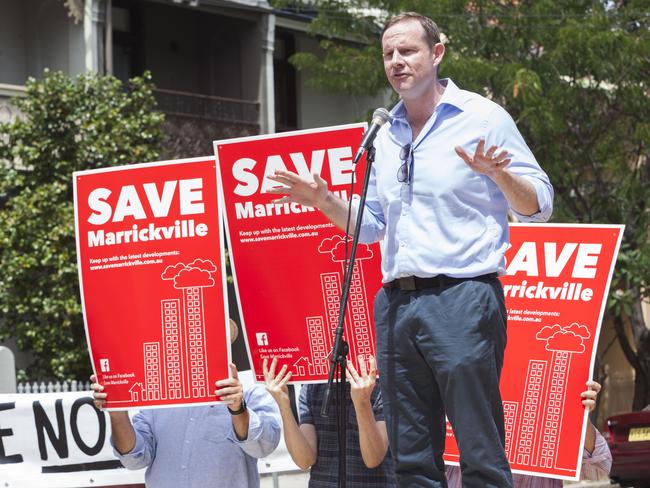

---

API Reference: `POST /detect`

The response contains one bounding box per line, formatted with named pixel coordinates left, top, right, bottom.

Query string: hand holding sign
left=581, top=380, right=602, bottom=412
left=90, top=374, right=107, bottom=410
left=215, top=363, right=245, bottom=412
left=89, top=374, right=135, bottom=454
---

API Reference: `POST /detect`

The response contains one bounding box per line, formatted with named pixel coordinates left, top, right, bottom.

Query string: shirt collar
left=389, top=78, right=465, bottom=125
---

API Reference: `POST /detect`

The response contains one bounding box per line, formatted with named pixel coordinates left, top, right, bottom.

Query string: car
left=605, top=407, right=650, bottom=488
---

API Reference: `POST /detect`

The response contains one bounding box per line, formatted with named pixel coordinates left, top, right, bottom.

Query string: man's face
left=382, top=19, right=442, bottom=101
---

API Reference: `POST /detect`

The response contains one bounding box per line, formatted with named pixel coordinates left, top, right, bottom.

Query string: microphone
left=353, top=108, right=390, bottom=164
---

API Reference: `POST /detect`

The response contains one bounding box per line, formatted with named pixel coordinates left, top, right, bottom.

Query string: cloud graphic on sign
left=174, top=268, right=215, bottom=289
left=536, top=324, right=563, bottom=340
left=545, top=330, right=585, bottom=353
left=188, top=258, right=217, bottom=273
left=331, top=241, right=373, bottom=262
left=161, top=259, right=217, bottom=282
left=318, top=235, right=346, bottom=253
left=161, top=263, right=188, bottom=280
left=564, top=322, right=591, bottom=339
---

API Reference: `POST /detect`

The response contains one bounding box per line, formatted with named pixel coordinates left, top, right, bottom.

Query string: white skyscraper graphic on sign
left=347, top=264, right=373, bottom=361
left=135, top=258, right=219, bottom=402
left=515, top=360, right=548, bottom=465
left=503, top=400, right=519, bottom=462
left=535, top=323, right=590, bottom=469
left=182, top=285, right=208, bottom=397
left=510, top=322, right=591, bottom=470
left=316, top=235, right=376, bottom=365
left=162, top=299, right=182, bottom=399
left=306, top=316, right=328, bottom=375
left=320, top=272, right=342, bottom=350
left=143, top=342, right=162, bottom=401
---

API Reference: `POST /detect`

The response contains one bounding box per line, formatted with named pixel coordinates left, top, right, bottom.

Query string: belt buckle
left=398, top=276, right=416, bottom=291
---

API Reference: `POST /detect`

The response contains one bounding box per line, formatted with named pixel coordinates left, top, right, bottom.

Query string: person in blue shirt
left=90, top=362, right=281, bottom=488
left=268, top=11, right=553, bottom=488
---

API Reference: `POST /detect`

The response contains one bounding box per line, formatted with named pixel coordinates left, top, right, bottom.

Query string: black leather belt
left=384, top=273, right=498, bottom=291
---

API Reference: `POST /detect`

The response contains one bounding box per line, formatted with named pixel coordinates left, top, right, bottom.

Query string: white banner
left=0, top=391, right=145, bottom=488
left=0, top=379, right=301, bottom=487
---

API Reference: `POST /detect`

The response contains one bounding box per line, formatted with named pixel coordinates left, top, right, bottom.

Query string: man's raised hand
left=455, top=138, right=511, bottom=178
left=266, top=170, right=330, bottom=209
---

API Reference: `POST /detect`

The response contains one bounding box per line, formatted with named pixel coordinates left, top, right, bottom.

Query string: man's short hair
left=382, top=12, right=441, bottom=48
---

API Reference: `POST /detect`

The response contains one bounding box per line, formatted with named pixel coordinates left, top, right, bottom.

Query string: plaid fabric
left=299, top=384, right=397, bottom=487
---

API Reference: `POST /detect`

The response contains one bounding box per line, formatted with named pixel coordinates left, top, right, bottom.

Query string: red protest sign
left=443, top=223, right=623, bottom=480
left=215, top=124, right=384, bottom=383
left=74, top=157, right=230, bottom=410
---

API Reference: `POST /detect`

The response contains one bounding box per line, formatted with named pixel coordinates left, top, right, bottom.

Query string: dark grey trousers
left=374, top=276, right=513, bottom=488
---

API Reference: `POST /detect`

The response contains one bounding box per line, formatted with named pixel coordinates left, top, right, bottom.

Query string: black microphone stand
left=320, top=145, right=377, bottom=488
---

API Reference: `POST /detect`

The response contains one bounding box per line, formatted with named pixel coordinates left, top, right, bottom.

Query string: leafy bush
left=0, top=70, right=164, bottom=380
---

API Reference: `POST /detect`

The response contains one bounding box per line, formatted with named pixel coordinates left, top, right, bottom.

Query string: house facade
left=0, top=0, right=388, bottom=377
left=0, top=0, right=388, bottom=157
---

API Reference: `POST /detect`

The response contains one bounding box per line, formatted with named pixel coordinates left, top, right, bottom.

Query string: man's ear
left=432, top=43, right=445, bottom=68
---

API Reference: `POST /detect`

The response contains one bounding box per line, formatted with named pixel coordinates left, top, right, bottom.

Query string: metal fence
left=16, top=380, right=91, bottom=394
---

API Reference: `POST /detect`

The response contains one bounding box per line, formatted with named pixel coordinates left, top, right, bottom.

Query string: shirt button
left=189, top=417, right=194, bottom=421
left=185, top=440, right=190, bottom=444
left=181, top=465, right=187, bottom=469
left=400, top=242, right=406, bottom=247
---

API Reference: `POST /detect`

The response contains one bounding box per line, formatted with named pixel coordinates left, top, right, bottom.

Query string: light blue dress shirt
left=358, top=78, right=553, bottom=281
left=113, top=380, right=281, bottom=488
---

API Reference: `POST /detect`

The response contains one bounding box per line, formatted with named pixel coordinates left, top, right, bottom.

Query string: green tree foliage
left=0, top=71, right=164, bottom=380
left=276, top=0, right=650, bottom=408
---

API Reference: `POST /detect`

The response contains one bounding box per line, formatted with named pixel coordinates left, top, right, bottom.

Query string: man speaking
left=269, top=12, right=553, bottom=487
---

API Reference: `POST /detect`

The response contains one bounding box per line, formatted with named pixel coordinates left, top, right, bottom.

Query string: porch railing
left=153, top=88, right=259, bottom=125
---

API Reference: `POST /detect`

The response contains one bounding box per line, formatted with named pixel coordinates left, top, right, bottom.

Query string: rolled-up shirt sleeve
left=487, top=106, right=554, bottom=223
left=112, top=410, right=156, bottom=470
left=356, top=164, right=387, bottom=244
left=227, top=384, right=281, bottom=459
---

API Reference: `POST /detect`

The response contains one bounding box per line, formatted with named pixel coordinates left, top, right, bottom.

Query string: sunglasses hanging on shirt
left=397, top=142, right=414, bottom=184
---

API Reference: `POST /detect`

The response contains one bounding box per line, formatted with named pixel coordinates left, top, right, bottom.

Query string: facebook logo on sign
left=256, top=333, right=268, bottom=346
left=100, top=358, right=110, bottom=372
